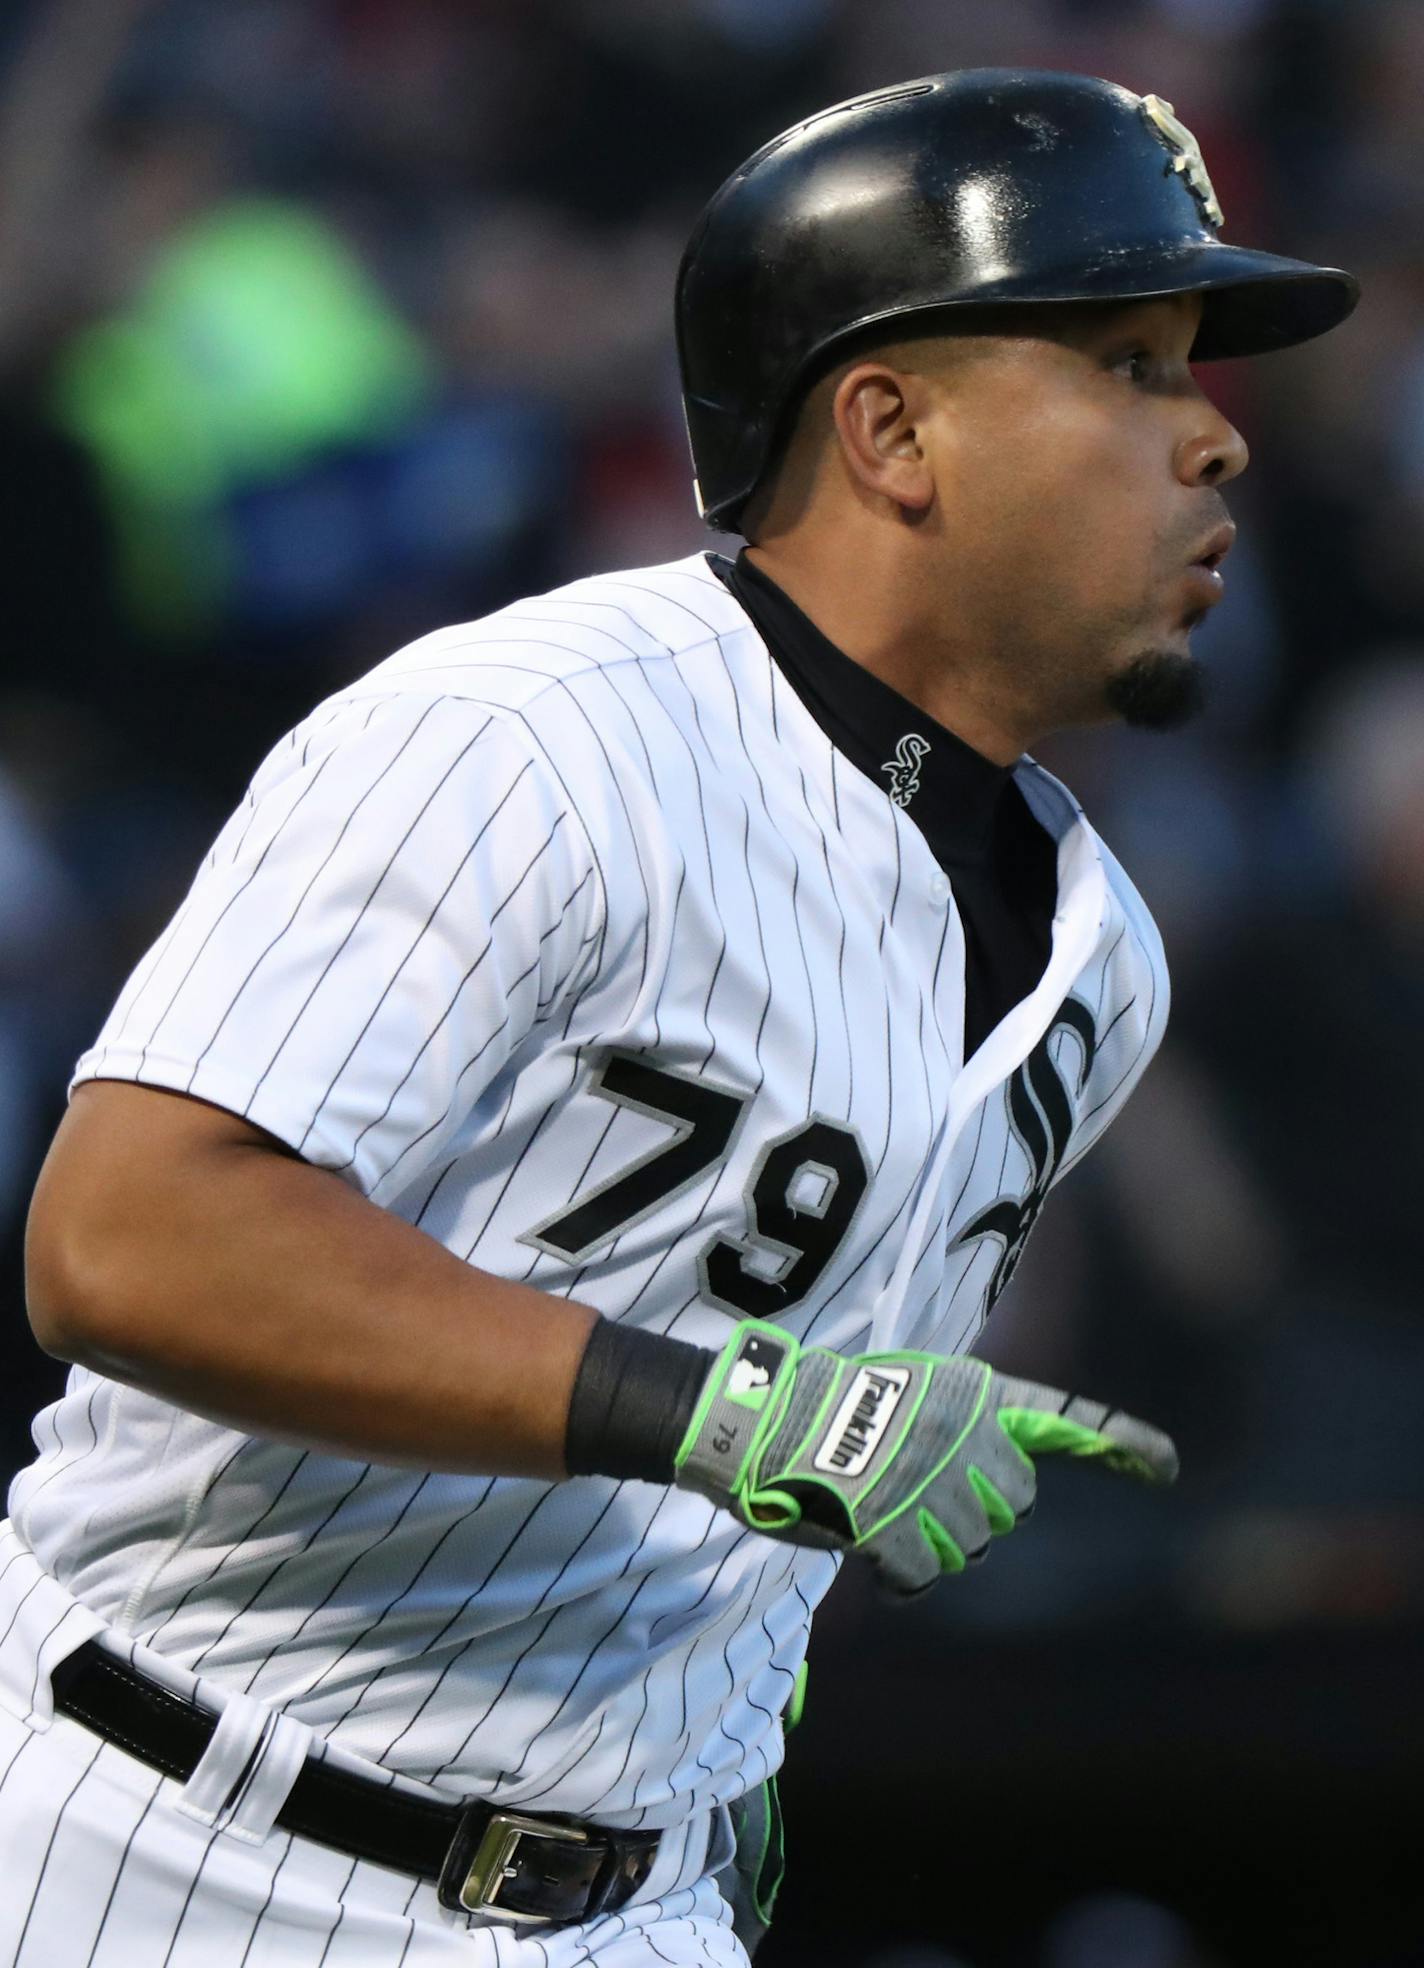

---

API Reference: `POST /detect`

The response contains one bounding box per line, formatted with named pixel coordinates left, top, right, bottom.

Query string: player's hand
left=673, top=1320, right=1178, bottom=1596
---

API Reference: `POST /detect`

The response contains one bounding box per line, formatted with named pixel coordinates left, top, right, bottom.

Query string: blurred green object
left=52, top=200, right=433, bottom=636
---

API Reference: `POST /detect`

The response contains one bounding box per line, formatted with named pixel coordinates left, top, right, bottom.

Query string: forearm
left=27, top=1082, right=602, bottom=1478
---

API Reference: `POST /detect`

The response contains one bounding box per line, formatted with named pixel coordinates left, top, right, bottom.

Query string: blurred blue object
left=1042, top=1892, right=1211, bottom=1968
left=224, top=394, right=569, bottom=631
left=691, top=0, right=833, bottom=51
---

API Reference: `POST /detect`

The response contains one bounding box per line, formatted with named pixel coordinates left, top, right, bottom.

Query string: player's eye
left=1109, top=347, right=1154, bottom=383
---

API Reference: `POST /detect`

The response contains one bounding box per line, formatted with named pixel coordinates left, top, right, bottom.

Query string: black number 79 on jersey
left=521, top=1054, right=871, bottom=1319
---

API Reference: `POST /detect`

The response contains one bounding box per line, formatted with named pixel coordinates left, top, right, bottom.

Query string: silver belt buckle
left=457, top=1809, right=590, bottom=1921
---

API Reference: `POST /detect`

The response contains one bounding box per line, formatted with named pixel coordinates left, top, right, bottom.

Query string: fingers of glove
left=965, top=1410, right=1040, bottom=1516
left=915, top=1457, right=995, bottom=1558
left=867, top=1504, right=984, bottom=1597
left=997, top=1400, right=1179, bottom=1485
left=966, top=1464, right=1022, bottom=1535
left=982, top=1370, right=1075, bottom=1474
left=1089, top=1408, right=1179, bottom=1484
left=1050, top=1396, right=1178, bottom=1484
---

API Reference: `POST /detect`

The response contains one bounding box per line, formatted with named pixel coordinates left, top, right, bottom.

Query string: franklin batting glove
left=673, top=1320, right=1178, bottom=1596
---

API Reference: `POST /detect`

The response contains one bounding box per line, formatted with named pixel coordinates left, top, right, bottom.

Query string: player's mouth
left=1180, top=520, right=1236, bottom=610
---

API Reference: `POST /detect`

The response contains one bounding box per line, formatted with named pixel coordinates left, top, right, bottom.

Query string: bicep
left=25, top=1080, right=296, bottom=1356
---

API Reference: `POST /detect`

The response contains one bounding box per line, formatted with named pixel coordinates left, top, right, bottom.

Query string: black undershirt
left=711, top=550, right=1058, bottom=1059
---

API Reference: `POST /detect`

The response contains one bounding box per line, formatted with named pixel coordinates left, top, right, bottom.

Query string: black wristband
left=565, top=1318, right=711, bottom=1483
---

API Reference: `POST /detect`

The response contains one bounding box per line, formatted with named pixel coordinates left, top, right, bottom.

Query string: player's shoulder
left=348, top=552, right=747, bottom=715
left=256, top=553, right=754, bottom=842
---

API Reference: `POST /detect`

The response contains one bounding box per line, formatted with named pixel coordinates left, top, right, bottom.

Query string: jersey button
left=928, top=871, right=951, bottom=904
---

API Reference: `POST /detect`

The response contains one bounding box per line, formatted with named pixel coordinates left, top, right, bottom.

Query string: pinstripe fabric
left=0, top=1532, right=740, bottom=1964
left=0, top=1713, right=744, bottom=1966
left=7, top=551, right=1167, bottom=1918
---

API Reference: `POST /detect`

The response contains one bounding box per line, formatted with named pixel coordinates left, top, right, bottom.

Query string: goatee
left=1104, top=650, right=1207, bottom=730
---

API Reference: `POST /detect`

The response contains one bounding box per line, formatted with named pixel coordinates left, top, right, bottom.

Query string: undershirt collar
left=709, top=550, right=1016, bottom=868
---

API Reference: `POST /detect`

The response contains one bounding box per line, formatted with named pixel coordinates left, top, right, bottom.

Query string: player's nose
left=1175, top=402, right=1249, bottom=489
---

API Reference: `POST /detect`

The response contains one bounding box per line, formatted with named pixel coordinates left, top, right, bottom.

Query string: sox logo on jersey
left=880, top=732, right=931, bottom=807
left=955, top=996, right=1099, bottom=1308
left=1, top=551, right=1166, bottom=1964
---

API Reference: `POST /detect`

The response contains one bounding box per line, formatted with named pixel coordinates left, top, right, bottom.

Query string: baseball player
left=1, top=71, right=1355, bottom=1968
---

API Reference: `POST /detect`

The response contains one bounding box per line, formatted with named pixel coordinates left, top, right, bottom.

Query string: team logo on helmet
left=1141, top=93, right=1224, bottom=229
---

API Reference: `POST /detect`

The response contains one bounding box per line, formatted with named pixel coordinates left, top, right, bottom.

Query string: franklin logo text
left=814, top=1364, right=911, bottom=1477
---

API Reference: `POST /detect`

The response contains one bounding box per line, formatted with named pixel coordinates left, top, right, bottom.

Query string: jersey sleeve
left=71, top=690, right=605, bottom=1200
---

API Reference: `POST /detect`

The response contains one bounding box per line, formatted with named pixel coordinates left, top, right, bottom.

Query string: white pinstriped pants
left=0, top=1531, right=748, bottom=1968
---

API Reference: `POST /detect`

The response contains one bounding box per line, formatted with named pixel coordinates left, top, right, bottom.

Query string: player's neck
left=742, top=539, right=1033, bottom=768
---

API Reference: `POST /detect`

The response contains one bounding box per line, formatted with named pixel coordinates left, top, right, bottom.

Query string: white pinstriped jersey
left=10, top=550, right=1168, bottom=1829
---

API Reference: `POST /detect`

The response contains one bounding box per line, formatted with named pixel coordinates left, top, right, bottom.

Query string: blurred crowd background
left=2, top=1, right=1422, bottom=1963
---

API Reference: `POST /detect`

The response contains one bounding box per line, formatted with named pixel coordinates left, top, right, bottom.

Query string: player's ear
left=830, top=362, right=936, bottom=519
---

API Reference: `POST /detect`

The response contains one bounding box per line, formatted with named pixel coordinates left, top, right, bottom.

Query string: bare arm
left=25, top=1080, right=599, bottom=1479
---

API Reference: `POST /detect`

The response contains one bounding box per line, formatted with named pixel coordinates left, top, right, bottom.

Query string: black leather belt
left=50, top=1639, right=661, bottom=1923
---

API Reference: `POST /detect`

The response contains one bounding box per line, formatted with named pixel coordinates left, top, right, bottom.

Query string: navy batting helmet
left=676, top=70, right=1359, bottom=532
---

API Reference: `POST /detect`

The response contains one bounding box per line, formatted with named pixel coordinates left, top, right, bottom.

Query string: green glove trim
left=786, top=1661, right=809, bottom=1734
left=756, top=1774, right=785, bottom=1924
left=916, top=1508, right=967, bottom=1573
left=967, top=1465, right=1018, bottom=1535
left=742, top=1482, right=806, bottom=1534
left=725, top=1775, right=786, bottom=1956
left=673, top=1320, right=801, bottom=1498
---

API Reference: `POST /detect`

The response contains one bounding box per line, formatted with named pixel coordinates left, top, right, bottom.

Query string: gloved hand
left=674, top=1319, right=1178, bottom=1595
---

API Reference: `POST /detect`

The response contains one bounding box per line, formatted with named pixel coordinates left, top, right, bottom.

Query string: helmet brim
left=1183, top=250, right=1359, bottom=360
left=1003, top=239, right=1361, bottom=359
left=792, top=242, right=1360, bottom=368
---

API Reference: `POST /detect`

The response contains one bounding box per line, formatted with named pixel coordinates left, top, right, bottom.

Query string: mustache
left=1169, top=495, right=1234, bottom=564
